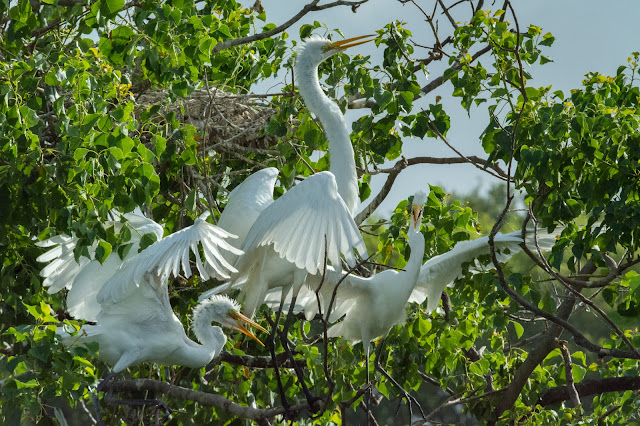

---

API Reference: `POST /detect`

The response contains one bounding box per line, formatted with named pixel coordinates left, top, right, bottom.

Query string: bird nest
left=136, top=87, right=279, bottom=153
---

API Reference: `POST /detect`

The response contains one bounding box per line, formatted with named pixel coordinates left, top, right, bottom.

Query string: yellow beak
left=327, top=34, right=376, bottom=51
left=228, top=310, right=268, bottom=346
left=411, top=204, right=423, bottom=228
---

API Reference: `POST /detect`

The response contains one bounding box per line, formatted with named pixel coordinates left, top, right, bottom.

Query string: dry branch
left=538, top=377, right=640, bottom=407
left=107, top=378, right=310, bottom=421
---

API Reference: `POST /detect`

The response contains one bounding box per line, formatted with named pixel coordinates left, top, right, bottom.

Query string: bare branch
left=212, top=0, right=369, bottom=54
left=361, top=155, right=509, bottom=179
left=419, top=45, right=492, bottom=94
left=557, top=339, right=581, bottom=408
left=354, top=156, right=408, bottom=225
left=106, top=378, right=309, bottom=421
left=538, top=377, right=640, bottom=407
left=215, top=351, right=305, bottom=369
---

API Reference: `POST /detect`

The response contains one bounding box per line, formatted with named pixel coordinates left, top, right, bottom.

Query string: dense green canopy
left=1, top=0, right=639, bottom=424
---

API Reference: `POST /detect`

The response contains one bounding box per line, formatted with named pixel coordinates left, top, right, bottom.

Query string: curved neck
left=295, top=59, right=358, bottom=216
left=192, top=307, right=227, bottom=362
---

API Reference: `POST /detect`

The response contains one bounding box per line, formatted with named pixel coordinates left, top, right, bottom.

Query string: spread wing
left=36, top=212, right=164, bottom=294
left=409, top=232, right=524, bottom=312
left=98, top=218, right=242, bottom=305
left=240, top=171, right=367, bottom=275
left=217, top=167, right=278, bottom=266
left=36, top=212, right=164, bottom=321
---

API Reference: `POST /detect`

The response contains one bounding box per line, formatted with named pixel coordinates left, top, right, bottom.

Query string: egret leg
left=279, top=292, right=321, bottom=413
left=91, top=372, right=115, bottom=426
left=267, top=294, right=292, bottom=416
left=364, top=345, right=371, bottom=426
left=374, top=335, right=425, bottom=421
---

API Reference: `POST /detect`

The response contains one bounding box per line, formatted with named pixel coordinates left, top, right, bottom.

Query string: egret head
left=195, top=294, right=267, bottom=346
left=296, top=34, right=375, bottom=66
left=411, top=191, right=428, bottom=228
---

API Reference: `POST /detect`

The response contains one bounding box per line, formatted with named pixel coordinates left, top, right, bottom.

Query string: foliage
left=1, top=0, right=640, bottom=424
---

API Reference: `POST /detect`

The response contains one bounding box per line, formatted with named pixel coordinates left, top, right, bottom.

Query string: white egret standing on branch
left=326, top=192, right=427, bottom=419
left=209, top=35, right=376, bottom=319
left=39, top=212, right=267, bottom=371
left=327, top=191, right=427, bottom=349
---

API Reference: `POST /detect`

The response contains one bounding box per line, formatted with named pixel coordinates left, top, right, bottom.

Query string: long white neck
left=397, top=224, right=426, bottom=301
left=189, top=306, right=227, bottom=366
left=295, top=57, right=359, bottom=216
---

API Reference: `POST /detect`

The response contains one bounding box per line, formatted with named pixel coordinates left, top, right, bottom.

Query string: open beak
left=328, top=34, right=376, bottom=51
left=411, top=204, right=423, bottom=228
left=228, top=310, right=268, bottom=346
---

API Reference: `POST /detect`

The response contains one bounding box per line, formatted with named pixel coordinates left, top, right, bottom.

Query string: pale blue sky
left=256, top=0, right=640, bottom=216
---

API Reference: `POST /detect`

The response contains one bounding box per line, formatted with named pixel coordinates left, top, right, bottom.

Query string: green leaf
left=104, top=0, right=124, bottom=15
left=303, top=128, right=322, bottom=148
left=95, top=240, right=112, bottom=263
left=540, top=32, right=555, bottom=46
left=512, top=321, right=524, bottom=339
left=139, top=232, right=158, bottom=252
left=185, top=188, right=197, bottom=214
left=73, top=148, right=89, bottom=161
left=19, top=106, right=40, bottom=128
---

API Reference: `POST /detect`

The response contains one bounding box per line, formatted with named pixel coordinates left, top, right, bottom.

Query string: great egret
left=38, top=212, right=242, bottom=321
left=206, top=36, right=375, bottom=319
left=324, top=191, right=427, bottom=419
left=38, top=212, right=267, bottom=371
left=58, top=270, right=265, bottom=372
left=408, top=229, right=557, bottom=313
left=37, top=212, right=164, bottom=321
left=326, top=191, right=427, bottom=349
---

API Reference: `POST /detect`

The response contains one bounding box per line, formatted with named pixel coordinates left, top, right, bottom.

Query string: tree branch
left=557, top=339, right=581, bottom=408
left=216, top=351, right=305, bottom=369
left=106, top=378, right=309, bottom=421
left=361, top=155, right=508, bottom=179
left=538, top=377, right=640, bottom=407
left=212, top=0, right=369, bottom=54
left=354, top=156, right=408, bottom=225
left=419, top=45, right=492, bottom=95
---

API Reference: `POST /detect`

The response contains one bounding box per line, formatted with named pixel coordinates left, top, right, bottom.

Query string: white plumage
left=216, top=167, right=279, bottom=267
left=327, top=191, right=427, bottom=352
left=38, top=211, right=264, bottom=371
left=96, top=214, right=242, bottom=305
left=205, top=36, right=374, bottom=318
left=59, top=271, right=265, bottom=372
left=36, top=212, right=163, bottom=321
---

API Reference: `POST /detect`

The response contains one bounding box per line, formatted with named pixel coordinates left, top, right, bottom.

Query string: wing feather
left=410, top=231, right=524, bottom=312
left=98, top=218, right=242, bottom=304
left=241, top=172, right=366, bottom=276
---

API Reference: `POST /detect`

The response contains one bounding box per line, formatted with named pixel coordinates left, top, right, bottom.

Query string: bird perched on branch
left=39, top=211, right=266, bottom=371
left=201, top=36, right=376, bottom=318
